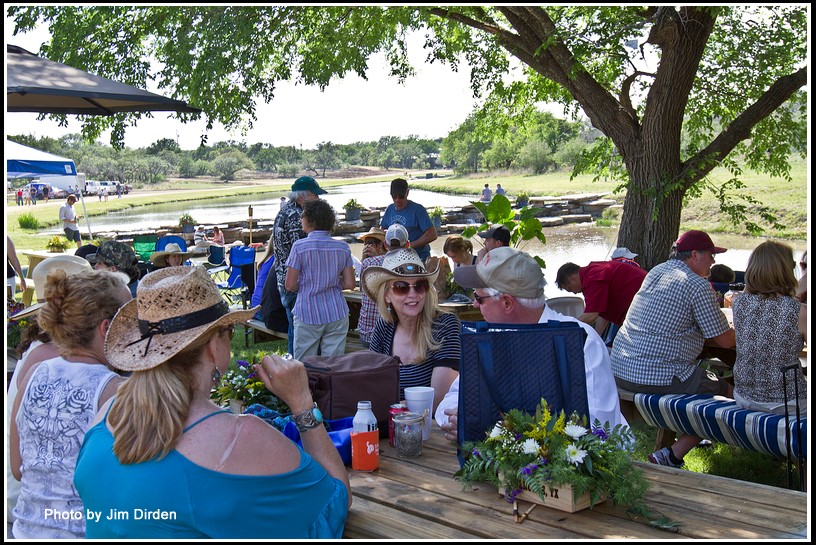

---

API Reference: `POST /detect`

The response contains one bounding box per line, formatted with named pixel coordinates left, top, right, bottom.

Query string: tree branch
left=680, top=66, right=807, bottom=189
left=620, top=71, right=653, bottom=120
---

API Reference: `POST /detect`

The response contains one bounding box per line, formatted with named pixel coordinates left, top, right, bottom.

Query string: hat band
left=126, top=300, right=230, bottom=357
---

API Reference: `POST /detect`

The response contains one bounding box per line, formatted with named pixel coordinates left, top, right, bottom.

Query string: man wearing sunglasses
left=434, top=247, right=625, bottom=442
left=379, top=178, right=437, bottom=262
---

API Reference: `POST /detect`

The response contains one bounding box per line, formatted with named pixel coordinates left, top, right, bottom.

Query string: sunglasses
left=221, top=324, right=235, bottom=340
left=391, top=193, right=407, bottom=199
left=390, top=280, right=430, bottom=296
left=473, top=293, right=499, bottom=304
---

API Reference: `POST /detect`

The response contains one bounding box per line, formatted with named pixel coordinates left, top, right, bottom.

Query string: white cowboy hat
left=361, top=248, right=439, bottom=300
left=13, top=255, right=92, bottom=320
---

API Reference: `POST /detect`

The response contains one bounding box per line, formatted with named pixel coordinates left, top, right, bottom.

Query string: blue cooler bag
left=457, top=321, right=589, bottom=459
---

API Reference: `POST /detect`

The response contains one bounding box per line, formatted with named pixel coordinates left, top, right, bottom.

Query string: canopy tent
left=7, top=44, right=200, bottom=115
left=6, top=139, right=77, bottom=179
left=7, top=139, right=93, bottom=237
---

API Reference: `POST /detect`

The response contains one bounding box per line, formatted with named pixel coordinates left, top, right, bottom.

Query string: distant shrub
left=18, top=213, right=39, bottom=229
left=279, top=163, right=300, bottom=178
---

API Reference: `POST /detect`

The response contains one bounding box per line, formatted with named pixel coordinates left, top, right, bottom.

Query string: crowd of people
left=6, top=173, right=808, bottom=539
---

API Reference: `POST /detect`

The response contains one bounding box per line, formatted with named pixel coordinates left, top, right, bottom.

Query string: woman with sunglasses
left=362, top=249, right=460, bottom=411
left=74, top=266, right=350, bottom=538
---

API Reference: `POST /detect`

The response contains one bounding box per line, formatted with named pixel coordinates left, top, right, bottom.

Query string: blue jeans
left=278, top=284, right=298, bottom=355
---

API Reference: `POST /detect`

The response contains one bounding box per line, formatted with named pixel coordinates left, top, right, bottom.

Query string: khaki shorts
left=615, top=367, right=730, bottom=397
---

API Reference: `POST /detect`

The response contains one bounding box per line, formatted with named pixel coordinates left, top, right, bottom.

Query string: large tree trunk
left=617, top=184, right=685, bottom=270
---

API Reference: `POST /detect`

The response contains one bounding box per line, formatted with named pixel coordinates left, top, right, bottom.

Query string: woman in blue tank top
left=74, top=266, right=350, bottom=539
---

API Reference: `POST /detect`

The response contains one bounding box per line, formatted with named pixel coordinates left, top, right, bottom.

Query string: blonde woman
left=74, top=267, right=350, bottom=539
left=443, top=235, right=476, bottom=267
left=732, top=241, right=807, bottom=414
left=362, top=248, right=460, bottom=411
left=10, top=269, right=132, bottom=538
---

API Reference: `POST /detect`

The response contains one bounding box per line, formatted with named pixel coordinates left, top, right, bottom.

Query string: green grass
left=414, top=158, right=807, bottom=240
left=629, top=419, right=802, bottom=490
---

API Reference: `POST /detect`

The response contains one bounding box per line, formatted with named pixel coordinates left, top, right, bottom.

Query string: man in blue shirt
left=380, top=178, right=437, bottom=262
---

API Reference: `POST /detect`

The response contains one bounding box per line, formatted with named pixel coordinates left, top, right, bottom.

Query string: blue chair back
left=157, top=235, right=187, bottom=252
left=208, top=245, right=226, bottom=266
left=229, top=246, right=257, bottom=266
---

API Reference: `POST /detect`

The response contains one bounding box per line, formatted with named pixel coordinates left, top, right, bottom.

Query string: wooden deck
left=344, top=426, right=808, bottom=539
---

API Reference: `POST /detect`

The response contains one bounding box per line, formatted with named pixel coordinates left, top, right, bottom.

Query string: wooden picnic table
left=344, top=427, right=808, bottom=539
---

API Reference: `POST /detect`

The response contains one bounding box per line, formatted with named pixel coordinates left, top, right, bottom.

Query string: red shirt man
left=555, top=260, right=647, bottom=329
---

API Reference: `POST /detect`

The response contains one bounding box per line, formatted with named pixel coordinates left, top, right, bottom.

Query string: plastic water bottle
left=353, top=401, right=377, bottom=432
left=351, top=401, right=379, bottom=471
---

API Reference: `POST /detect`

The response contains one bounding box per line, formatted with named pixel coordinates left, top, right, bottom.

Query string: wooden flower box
left=498, top=480, right=600, bottom=513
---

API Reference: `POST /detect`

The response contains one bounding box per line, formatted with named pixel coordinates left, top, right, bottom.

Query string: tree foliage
left=8, top=5, right=806, bottom=267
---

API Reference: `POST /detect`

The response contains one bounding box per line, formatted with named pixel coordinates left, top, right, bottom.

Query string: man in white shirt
left=58, top=195, right=82, bottom=249
left=435, top=247, right=626, bottom=441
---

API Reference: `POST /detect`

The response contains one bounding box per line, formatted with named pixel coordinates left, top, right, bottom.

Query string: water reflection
left=64, top=181, right=475, bottom=233
left=60, top=182, right=803, bottom=300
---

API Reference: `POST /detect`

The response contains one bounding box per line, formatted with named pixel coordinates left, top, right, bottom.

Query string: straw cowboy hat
left=361, top=248, right=439, bottom=300
left=13, top=255, right=92, bottom=320
left=105, top=266, right=258, bottom=371
left=357, top=226, right=386, bottom=243
left=150, top=242, right=193, bottom=268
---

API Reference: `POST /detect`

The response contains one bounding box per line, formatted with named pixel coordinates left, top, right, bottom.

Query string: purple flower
left=247, top=372, right=257, bottom=379
left=471, top=448, right=481, bottom=458
left=592, top=427, right=609, bottom=441
left=521, top=462, right=539, bottom=476
left=514, top=432, right=523, bottom=441
left=237, top=359, right=250, bottom=368
left=505, top=488, right=522, bottom=503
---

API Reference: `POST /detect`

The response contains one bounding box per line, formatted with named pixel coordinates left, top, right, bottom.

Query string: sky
left=5, top=15, right=482, bottom=150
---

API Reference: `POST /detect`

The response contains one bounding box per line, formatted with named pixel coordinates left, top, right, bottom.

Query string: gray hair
left=287, top=190, right=314, bottom=201
left=483, top=287, right=547, bottom=310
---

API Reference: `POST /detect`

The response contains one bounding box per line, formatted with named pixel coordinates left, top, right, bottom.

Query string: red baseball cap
left=675, top=230, right=727, bottom=254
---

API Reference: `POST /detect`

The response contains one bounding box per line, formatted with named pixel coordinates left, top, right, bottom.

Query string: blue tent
left=6, top=139, right=77, bottom=179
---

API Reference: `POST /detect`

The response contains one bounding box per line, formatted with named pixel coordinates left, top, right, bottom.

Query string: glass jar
left=393, top=412, right=424, bottom=458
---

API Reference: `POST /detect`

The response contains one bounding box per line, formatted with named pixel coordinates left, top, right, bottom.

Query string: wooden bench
left=242, top=318, right=366, bottom=353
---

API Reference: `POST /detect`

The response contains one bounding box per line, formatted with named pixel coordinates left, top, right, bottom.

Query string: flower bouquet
left=457, top=399, right=649, bottom=515
left=210, top=359, right=290, bottom=414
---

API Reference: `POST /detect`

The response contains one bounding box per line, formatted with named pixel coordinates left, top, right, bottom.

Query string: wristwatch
left=293, top=403, right=323, bottom=432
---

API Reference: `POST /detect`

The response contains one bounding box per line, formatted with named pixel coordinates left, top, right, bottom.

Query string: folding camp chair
left=216, top=245, right=257, bottom=308
left=206, top=244, right=229, bottom=282
left=156, top=235, right=187, bottom=252
left=133, top=234, right=159, bottom=276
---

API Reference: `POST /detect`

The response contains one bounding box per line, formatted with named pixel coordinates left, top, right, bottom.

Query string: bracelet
left=292, top=402, right=323, bottom=432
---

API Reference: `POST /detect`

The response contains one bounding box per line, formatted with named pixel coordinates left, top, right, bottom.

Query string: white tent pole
left=75, top=173, right=93, bottom=239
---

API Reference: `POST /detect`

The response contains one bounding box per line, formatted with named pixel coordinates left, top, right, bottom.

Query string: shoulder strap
left=102, top=395, right=117, bottom=423
left=183, top=409, right=231, bottom=433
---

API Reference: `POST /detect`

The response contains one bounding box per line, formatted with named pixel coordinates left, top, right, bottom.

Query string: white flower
left=564, top=424, right=588, bottom=440
left=565, top=443, right=588, bottom=465
left=489, top=423, right=503, bottom=438
left=521, top=438, right=539, bottom=455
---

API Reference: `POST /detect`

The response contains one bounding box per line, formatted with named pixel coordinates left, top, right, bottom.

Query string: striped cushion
left=634, top=393, right=807, bottom=459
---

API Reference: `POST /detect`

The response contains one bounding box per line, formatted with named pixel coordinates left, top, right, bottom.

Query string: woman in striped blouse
left=362, top=248, right=460, bottom=411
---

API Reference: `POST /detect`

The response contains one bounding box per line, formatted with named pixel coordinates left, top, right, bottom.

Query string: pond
left=57, top=182, right=805, bottom=300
